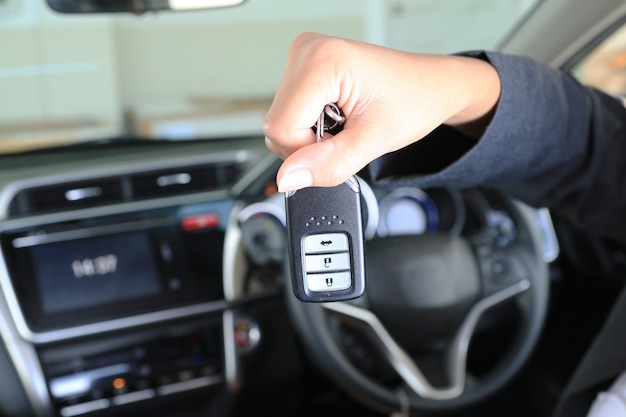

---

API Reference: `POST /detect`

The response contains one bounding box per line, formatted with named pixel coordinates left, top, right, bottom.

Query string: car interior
left=2, top=0, right=626, bottom=416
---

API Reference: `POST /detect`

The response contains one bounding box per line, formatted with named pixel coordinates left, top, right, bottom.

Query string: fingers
left=263, top=33, right=344, bottom=158
left=263, top=33, right=389, bottom=191
left=275, top=140, right=360, bottom=192
left=275, top=118, right=383, bottom=192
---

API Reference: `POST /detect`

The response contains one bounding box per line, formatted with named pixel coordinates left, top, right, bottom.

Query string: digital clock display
left=30, top=230, right=162, bottom=314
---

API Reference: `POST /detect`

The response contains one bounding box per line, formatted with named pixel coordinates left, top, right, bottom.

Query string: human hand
left=263, top=32, right=501, bottom=192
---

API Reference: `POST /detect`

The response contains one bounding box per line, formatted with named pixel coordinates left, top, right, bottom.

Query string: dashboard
left=0, top=136, right=559, bottom=417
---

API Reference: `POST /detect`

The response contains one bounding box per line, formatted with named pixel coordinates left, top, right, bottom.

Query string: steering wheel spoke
left=322, top=276, right=530, bottom=401
left=323, top=301, right=458, bottom=400
left=445, top=278, right=530, bottom=394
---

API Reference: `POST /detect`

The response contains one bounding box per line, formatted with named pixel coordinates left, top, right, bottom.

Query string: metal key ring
left=316, top=103, right=346, bottom=143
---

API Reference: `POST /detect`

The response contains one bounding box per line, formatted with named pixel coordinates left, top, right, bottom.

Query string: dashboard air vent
left=130, top=161, right=242, bottom=199
left=10, top=179, right=125, bottom=215
left=7, top=159, right=244, bottom=216
left=131, top=165, right=218, bottom=199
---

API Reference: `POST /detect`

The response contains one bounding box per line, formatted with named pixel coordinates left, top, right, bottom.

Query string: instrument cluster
left=373, top=185, right=466, bottom=238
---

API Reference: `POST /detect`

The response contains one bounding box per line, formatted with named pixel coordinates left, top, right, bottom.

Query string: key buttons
left=303, top=233, right=352, bottom=292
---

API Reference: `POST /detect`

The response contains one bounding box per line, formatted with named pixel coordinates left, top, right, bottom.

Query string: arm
left=371, top=51, right=626, bottom=242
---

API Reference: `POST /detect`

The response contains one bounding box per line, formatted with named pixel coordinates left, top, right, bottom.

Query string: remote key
left=285, top=176, right=366, bottom=302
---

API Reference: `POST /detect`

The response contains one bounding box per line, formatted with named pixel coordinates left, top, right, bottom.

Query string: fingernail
left=277, top=169, right=313, bottom=192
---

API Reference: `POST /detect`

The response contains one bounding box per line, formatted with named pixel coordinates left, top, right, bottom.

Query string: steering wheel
left=285, top=190, right=550, bottom=415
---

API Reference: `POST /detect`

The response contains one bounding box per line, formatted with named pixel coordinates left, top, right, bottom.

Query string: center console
left=41, top=319, right=224, bottom=417
left=0, top=197, right=236, bottom=417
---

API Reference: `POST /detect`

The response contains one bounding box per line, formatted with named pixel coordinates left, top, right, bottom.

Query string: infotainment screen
left=1, top=202, right=230, bottom=335
left=30, top=231, right=162, bottom=315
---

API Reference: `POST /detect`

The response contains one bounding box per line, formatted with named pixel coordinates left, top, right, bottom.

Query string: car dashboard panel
left=0, top=136, right=560, bottom=417
left=0, top=137, right=270, bottom=417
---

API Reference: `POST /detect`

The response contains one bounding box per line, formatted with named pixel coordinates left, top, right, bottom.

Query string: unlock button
left=305, top=253, right=350, bottom=273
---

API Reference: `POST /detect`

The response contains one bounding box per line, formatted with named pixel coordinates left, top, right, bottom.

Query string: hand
left=263, top=32, right=501, bottom=192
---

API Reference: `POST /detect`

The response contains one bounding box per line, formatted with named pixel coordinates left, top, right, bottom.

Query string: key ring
left=315, top=103, right=346, bottom=143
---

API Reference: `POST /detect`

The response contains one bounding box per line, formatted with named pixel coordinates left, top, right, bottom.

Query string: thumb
left=275, top=131, right=375, bottom=192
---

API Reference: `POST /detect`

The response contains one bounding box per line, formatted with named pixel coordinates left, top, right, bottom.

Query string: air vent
left=131, top=165, right=218, bottom=199
left=7, top=159, right=244, bottom=216
left=130, top=161, right=242, bottom=199
left=10, top=178, right=125, bottom=215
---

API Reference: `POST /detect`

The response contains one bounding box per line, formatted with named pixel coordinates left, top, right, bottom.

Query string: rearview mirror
left=46, top=0, right=246, bottom=14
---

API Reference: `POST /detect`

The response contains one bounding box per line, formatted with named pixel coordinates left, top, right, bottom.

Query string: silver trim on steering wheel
left=321, top=279, right=530, bottom=400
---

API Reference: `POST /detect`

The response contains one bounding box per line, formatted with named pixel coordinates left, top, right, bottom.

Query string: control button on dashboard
left=181, top=213, right=220, bottom=231
left=233, top=318, right=261, bottom=352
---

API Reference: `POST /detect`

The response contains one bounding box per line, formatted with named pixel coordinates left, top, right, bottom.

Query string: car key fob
left=285, top=177, right=366, bottom=302
left=284, top=103, right=365, bottom=302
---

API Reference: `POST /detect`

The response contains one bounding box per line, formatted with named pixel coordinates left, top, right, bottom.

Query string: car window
left=572, top=23, right=626, bottom=95
left=1, top=0, right=538, bottom=154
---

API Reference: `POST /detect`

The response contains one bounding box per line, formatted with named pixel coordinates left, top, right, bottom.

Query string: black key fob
left=285, top=176, right=365, bottom=302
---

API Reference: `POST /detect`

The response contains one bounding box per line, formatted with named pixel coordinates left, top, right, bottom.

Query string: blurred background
left=0, top=0, right=542, bottom=151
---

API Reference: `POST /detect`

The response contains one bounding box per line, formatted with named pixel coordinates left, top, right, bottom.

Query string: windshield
left=0, top=0, right=538, bottom=154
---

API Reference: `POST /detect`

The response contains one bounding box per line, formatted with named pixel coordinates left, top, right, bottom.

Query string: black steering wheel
left=286, top=189, right=550, bottom=415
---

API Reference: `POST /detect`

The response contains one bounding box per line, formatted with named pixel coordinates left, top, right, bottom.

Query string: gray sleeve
left=369, top=51, right=626, bottom=241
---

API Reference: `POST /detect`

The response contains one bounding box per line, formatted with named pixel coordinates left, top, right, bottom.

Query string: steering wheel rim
left=285, top=194, right=550, bottom=415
